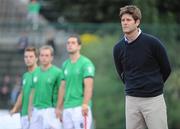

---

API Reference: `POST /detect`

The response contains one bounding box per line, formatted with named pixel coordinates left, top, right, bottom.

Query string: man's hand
left=55, top=108, right=62, bottom=122
left=28, top=109, right=32, bottom=122
left=82, top=104, right=89, bottom=116
left=9, top=108, right=16, bottom=116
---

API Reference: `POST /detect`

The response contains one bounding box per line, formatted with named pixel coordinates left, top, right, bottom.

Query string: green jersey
left=21, top=67, right=38, bottom=116
left=62, top=55, right=95, bottom=109
left=32, top=65, right=62, bottom=109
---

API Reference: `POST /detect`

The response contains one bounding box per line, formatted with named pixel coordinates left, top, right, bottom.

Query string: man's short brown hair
left=119, top=5, right=141, bottom=21
left=25, top=46, right=38, bottom=57
left=68, top=34, right=82, bottom=45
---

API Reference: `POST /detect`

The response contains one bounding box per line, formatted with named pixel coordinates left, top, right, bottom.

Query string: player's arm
left=10, top=91, right=22, bottom=115
left=55, top=80, right=65, bottom=120
left=82, top=77, right=94, bottom=116
left=28, top=88, right=34, bottom=120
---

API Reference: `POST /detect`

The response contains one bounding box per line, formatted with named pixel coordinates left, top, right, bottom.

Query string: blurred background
left=0, top=0, right=180, bottom=129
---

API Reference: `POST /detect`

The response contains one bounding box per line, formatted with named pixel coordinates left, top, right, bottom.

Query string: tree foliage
left=40, top=0, right=131, bottom=22
left=40, top=0, right=180, bottom=24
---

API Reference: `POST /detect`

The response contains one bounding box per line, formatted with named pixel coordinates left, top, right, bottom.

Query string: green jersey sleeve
left=57, top=69, right=63, bottom=88
left=61, top=61, right=68, bottom=80
left=83, top=60, right=95, bottom=78
left=31, top=67, right=40, bottom=88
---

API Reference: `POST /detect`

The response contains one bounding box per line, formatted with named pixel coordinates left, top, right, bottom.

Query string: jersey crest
left=33, top=76, right=38, bottom=83
left=64, top=69, right=68, bottom=76
left=23, top=79, right=26, bottom=85
left=87, top=66, right=93, bottom=74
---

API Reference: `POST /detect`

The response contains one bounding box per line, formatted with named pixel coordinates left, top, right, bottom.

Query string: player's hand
left=28, top=109, right=32, bottom=122
left=55, top=108, right=62, bottom=122
left=9, top=109, right=15, bottom=116
left=82, top=104, right=89, bottom=116
left=9, top=108, right=16, bottom=116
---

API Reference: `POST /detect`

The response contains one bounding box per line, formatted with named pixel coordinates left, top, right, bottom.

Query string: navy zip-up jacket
left=113, top=32, right=171, bottom=97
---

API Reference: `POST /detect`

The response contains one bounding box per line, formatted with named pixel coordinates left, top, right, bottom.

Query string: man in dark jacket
left=113, top=5, right=171, bottom=129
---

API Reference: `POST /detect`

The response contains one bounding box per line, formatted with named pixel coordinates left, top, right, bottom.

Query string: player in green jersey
left=10, top=47, right=38, bottom=129
left=29, top=45, right=62, bottom=129
left=55, top=34, right=95, bottom=129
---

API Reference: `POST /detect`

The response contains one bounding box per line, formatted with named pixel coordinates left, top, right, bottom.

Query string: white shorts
left=0, top=113, right=21, bottom=129
left=21, top=116, right=29, bottom=129
left=29, top=107, right=62, bottom=129
left=63, top=106, right=92, bottom=129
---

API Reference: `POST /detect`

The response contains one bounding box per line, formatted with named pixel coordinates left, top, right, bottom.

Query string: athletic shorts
left=29, top=107, right=62, bottom=129
left=21, top=115, right=29, bottom=129
left=63, top=106, right=92, bottom=129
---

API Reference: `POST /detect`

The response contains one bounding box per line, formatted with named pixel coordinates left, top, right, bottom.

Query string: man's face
left=121, top=13, right=140, bottom=34
left=39, top=49, right=53, bottom=66
left=24, top=51, right=37, bottom=67
left=66, top=37, right=81, bottom=54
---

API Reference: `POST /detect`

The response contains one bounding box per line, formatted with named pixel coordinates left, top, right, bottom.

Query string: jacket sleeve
left=155, top=41, right=171, bottom=82
left=113, top=45, right=125, bottom=83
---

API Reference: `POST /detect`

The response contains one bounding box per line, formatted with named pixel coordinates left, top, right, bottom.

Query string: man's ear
left=136, top=19, right=140, bottom=27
